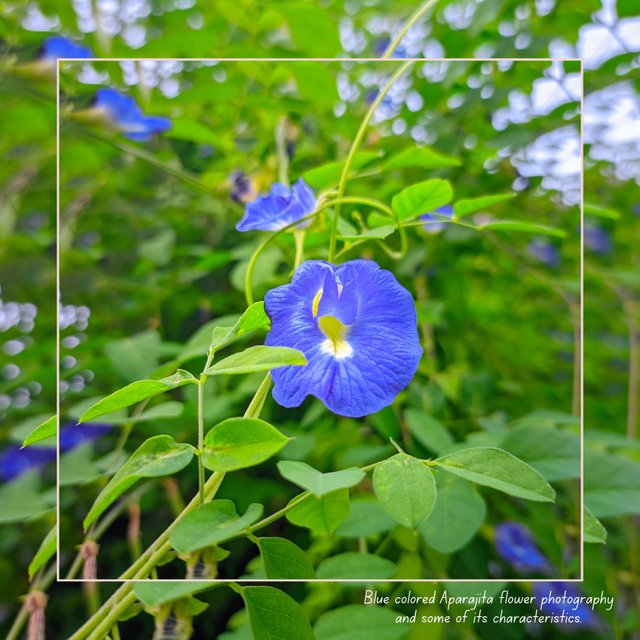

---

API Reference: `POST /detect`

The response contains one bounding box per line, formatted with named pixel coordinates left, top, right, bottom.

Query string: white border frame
left=56, top=56, right=584, bottom=584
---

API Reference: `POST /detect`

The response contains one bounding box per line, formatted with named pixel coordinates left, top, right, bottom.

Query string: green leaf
left=584, top=506, right=607, bottom=544
left=405, top=409, right=454, bottom=456
left=258, top=537, right=316, bottom=579
left=287, top=488, right=350, bottom=535
left=28, top=525, right=56, bottom=578
left=169, top=501, right=263, bottom=554
left=385, top=146, right=460, bottom=170
left=419, top=472, right=486, bottom=553
left=243, top=586, right=315, bottom=640
left=84, top=435, right=195, bottom=529
left=338, top=225, right=396, bottom=240
left=202, top=417, right=289, bottom=472
left=134, top=582, right=218, bottom=607
left=453, top=193, right=515, bottom=218
left=166, top=118, right=220, bottom=145
left=316, top=552, right=396, bottom=580
left=434, top=447, right=556, bottom=502
left=277, top=460, right=364, bottom=497
left=78, top=370, right=197, bottom=423
left=302, top=152, right=382, bottom=190
left=372, top=453, right=436, bottom=529
left=500, top=425, right=580, bottom=481
left=585, top=450, right=640, bottom=517
left=584, top=202, right=620, bottom=220
left=335, top=499, right=396, bottom=538
left=204, top=345, right=306, bottom=376
left=479, top=220, right=566, bottom=238
left=208, top=302, right=270, bottom=354
left=315, top=605, right=405, bottom=640
left=391, top=179, right=453, bottom=221
left=22, top=416, right=56, bottom=448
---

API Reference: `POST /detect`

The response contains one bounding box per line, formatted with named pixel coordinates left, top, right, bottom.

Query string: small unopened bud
left=128, top=502, right=141, bottom=547
left=26, top=591, right=47, bottom=640
left=80, top=540, right=100, bottom=582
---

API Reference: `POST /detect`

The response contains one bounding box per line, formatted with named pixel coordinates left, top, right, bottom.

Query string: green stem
left=85, top=592, right=137, bottom=640
left=328, top=60, right=413, bottom=262
left=381, top=0, right=441, bottom=59
left=329, top=195, right=407, bottom=258
left=197, top=379, right=206, bottom=505
left=198, top=351, right=215, bottom=505
left=244, top=209, right=322, bottom=306
left=69, top=374, right=272, bottom=640
left=275, top=117, right=290, bottom=187
left=293, top=230, right=306, bottom=270
left=61, top=121, right=211, bottom=193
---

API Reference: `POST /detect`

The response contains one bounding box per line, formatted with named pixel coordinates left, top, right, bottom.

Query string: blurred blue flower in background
left=40, top=36, right=93, bottom=63
left=584, top=222, right=612, bottom=255
left=373, top=37, right=407, bottom=58
left=494, top=522, right=554, bottom=574
left=532, top=581, right=602, bottom=629
left=236, top=178, right=316, bottom=232
left=265, top=259, right=422, bottom=417
left=0, top=445, right=55, bottom=482
left=1, top=422, right=111, bottom=482
left=528, top=239, right=560, bottom=267
left=93, top=88, right=172, bottom=141
left=421, top=205, right=454, bottom=233
left=60, top=422, right=112, bottom=452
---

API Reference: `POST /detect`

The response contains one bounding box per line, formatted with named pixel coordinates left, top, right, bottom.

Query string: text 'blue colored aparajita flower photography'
left=264, top=259, right=422, bottom=418
left=236, top=178, right=316, bottom=232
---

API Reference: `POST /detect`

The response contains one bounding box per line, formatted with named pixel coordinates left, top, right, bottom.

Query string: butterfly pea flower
left=236, top=178, right=316, bottom=232
left=0, top=445, right=56, bottom=482
left=494, top=522, right=553, bottom=574
left=92, top=88, right=171, bottom=141
left=421, top=205, right=453, bottom=233
left=532, top=581, right=603, bottom=630
left=60, top=422, right=112, bottom=452
left=264, top=259, right=422, bottom=418
left=528, top=239, right=560, bottom=268
left=41, top=36, right=93, bottom=63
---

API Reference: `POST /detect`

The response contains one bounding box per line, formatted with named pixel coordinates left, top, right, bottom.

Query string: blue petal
left=265, top=259, right=422, bottom=418
left=0, top=444, right=56, bottom=482
left=236, top=179, right=316, bottom=232
left=41, top=36, right=93, bottom=61
left=494, top=522, right=551, bottom=573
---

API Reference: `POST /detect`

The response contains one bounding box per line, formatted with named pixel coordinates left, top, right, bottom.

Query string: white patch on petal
left=320, top=338, right=353, bottom=360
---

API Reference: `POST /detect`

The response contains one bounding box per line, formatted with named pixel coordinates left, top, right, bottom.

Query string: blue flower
left=264, top=259, right=422, bottom=417
left=494, top=522, right=553, bottom=574
left=532, top=581, right=602, bottom=629
left=584, top=222, right=612, bottom=255
left=60, top=422, right=112, bottom=452
left=420, top=205, right=453, bottom=233
left=0, top=445, right=56, bottom=482
left=528, top=239, right=560, bottom=267
left=40, top=36, right=93, bottom=62
left=93, top=88, right=171, bottom=141
left=236, top=179, right=316, bottom=232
